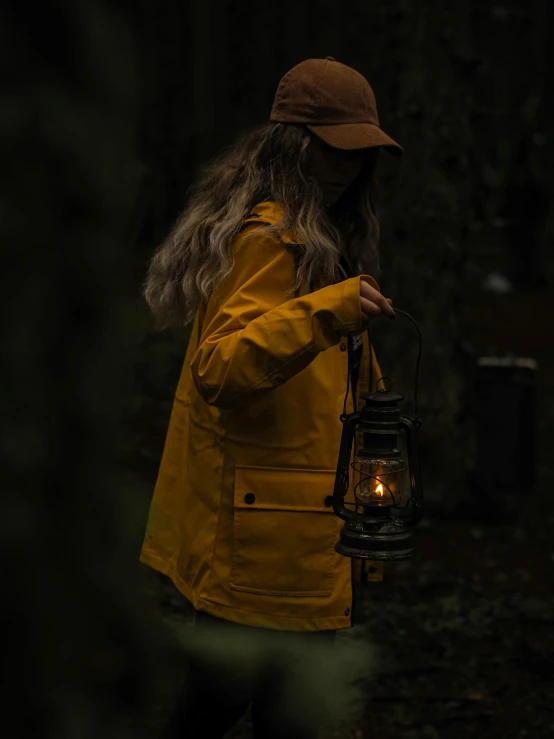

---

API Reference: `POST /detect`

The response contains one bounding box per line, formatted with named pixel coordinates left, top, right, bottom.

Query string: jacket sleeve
left=190, top=228, right=381, bottom=409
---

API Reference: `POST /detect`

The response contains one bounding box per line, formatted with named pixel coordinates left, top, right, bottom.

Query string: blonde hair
left=144, top=122, right=382, bottom=330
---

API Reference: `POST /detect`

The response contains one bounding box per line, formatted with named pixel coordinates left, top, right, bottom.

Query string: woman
left=141, top=57, right=402, bottom=738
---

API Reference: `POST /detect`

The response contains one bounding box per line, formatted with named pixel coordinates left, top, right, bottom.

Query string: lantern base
left=335, top=511, right=414, bottom=560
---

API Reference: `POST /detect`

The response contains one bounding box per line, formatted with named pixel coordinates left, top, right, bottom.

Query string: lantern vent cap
left=360, top=390, right=404, bottom=406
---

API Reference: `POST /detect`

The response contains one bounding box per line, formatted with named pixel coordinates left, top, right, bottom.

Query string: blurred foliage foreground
left=152, top=597, right=378, bottom=739
left=146, top=514, right=554, bottom=739
left=0, top=3, right=376, bottom=738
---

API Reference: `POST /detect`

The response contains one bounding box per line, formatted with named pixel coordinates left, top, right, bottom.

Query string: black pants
left=160, top=609, right=337, bottom=739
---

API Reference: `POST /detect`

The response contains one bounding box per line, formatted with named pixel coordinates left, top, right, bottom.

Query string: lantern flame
left=376, top=483, right=384, bottom=497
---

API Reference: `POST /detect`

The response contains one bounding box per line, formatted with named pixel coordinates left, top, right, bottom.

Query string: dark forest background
left=2, top=0, right=554, bottom=737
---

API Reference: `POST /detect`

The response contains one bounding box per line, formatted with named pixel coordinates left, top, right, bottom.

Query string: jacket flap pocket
left=231, top=465, right=340, bottom=597
left=234, top=465, right=337, bottom=513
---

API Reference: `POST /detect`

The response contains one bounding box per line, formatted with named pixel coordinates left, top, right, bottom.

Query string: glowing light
left=375, top=483, right=384, bottom=497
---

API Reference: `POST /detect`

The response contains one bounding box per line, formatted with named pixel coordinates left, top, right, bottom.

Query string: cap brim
left=306, top=123, right=403, bottom=156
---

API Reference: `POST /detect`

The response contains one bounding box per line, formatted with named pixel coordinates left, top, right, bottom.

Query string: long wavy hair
left=144, top=121, right=382, bottom=330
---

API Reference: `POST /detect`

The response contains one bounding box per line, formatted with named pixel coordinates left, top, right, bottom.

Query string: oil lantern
left=332, top=310, right=424, bottom=560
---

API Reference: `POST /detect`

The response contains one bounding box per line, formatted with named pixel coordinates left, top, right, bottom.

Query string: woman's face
left=308, top=135, right=368, bottom=206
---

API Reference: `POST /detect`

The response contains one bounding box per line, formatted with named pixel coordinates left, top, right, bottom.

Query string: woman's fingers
left=360, top=279, right=395, bottom=319
left=360, top=297, right=385, bottom=318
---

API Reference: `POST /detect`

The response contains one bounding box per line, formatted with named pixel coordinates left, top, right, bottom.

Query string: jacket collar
left=247, top=201, right=300, bottom=245
left=247, top=201, right=354, bottom=284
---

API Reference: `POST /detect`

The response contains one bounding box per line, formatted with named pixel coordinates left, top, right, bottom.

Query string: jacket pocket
left=230, top=465, right=340, bottom=597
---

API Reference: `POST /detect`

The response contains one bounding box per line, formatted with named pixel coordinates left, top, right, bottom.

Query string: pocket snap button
left=244, top=493, right=256, bottom=504
left=340, top=344, right=347, bottom=351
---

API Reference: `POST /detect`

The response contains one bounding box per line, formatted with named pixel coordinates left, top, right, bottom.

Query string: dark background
left=3, top=1, right=554, bottom=737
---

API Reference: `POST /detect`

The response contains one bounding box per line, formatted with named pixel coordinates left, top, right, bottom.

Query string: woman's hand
left=360, top=278, right=395, bottom=325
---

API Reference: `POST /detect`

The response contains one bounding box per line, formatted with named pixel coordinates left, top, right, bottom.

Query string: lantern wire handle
left=341, top=308, right=423, bottom=471
left=367, top=308, right=422, bottom=422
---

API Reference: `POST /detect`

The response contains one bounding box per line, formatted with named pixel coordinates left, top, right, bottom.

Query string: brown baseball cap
left=270, top=57, right=403, bottom=156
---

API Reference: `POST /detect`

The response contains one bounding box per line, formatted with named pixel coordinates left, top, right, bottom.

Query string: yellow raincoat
left=140, top=201, right=384, bottom=631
